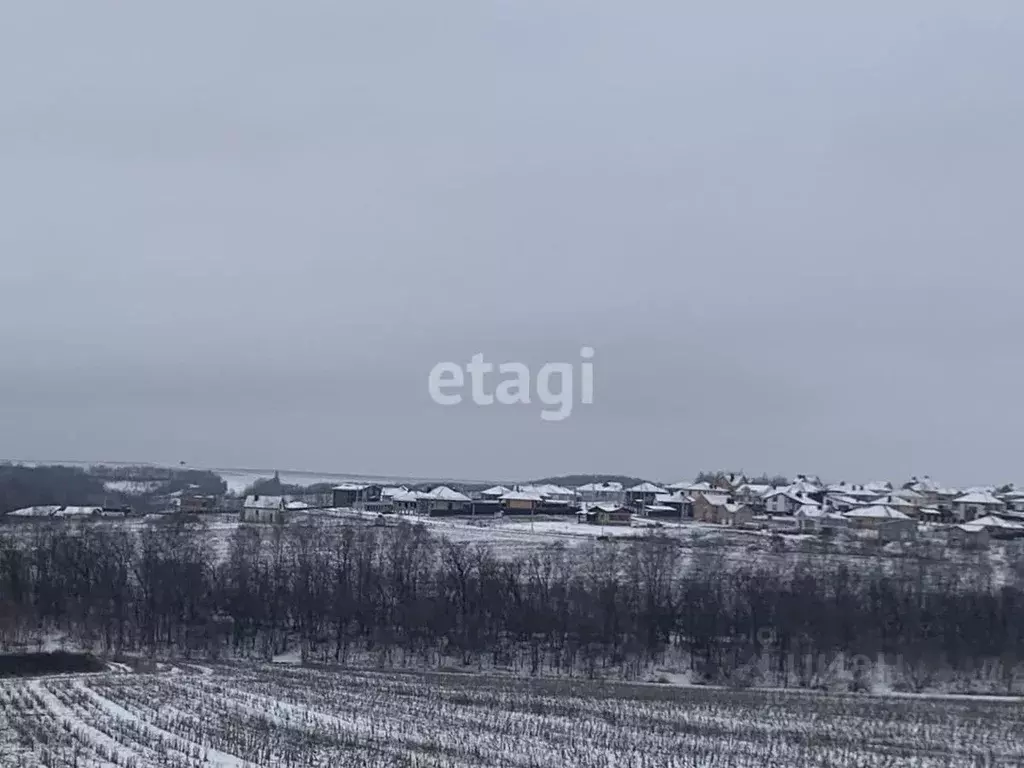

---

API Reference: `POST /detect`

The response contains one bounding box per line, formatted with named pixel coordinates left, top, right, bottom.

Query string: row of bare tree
left=0, top=520, right=1019, bottom=685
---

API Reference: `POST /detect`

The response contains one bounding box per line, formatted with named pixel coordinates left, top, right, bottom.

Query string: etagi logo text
left=428, top=347, right=594, bottom=422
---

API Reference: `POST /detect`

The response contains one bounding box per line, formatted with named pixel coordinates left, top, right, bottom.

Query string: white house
left=1000, top=489, right=1024, bottom=517
left=969, top=515, right=1024, bottom=534
left=763, top=488, right=815, bottom=515
left=417, top=486, right=472, bottom=516
left=480, top=485, right=512, bottom=499
left=242, top=495, right=286, bottom=524
left=843, top=504, right=912, bottom=529
left=391, top=490, right=424, bottom=514
left=575, top=482, right=625, bottom=505
left=521, top=484, right=575, bottom=503
left=734, top=483, right=771, bottom=504
left=952, top=491, right=1006, bottom=522
left=891, top=488, right=926, bottom=505
left=795, top=504, right=848, bottom=533
left=872, top=494, right=918, bottom=516
left=625, top=482, right=668, bottom=507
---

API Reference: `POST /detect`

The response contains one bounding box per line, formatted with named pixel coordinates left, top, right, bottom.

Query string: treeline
left=0, top=465, right=109, bottom=515
left=0, top=521, right=1021, bottom=691
left=0, top=465, right=228, bottom=516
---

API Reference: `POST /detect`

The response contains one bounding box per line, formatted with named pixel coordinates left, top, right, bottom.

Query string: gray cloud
left=1, top=1, right=1023, bottom=485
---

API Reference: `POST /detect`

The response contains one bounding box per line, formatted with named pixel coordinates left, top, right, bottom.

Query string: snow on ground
left=103, top=480, right=163, bottom=495
left=4, top=664, right=1024, bottom=767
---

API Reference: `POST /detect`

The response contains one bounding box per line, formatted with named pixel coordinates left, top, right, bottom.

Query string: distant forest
left=0, top=464, right=226, bottom=515
left=529, top=474, right=648, bottom=488
left=530, top=472, right=791, bottom=488
left=0, top=520, right=1021, bottom=693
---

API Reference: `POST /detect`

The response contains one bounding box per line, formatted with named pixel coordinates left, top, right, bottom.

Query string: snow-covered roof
left=826, top=493, right=861, bottom=506
left=627, top=482, right=667, bottom=494
left=844, top=505, right=912, bottom=521
left=892, top=488, right=925, bottom=501
left=520, top=484, right=574, bottom=497
left=8, top=505, right=103, bottom=518
left=8, top=505, right=58, bottom=517
left=480, top=485, right=512, bottom=497
left=332, top=483, right=369, bottom=491
left=953, top=491, right=1004, bottom=506
left=57, top=506, right=104, bottom=517
left=737, top=483, right=770, bottom=495
left=919, top=507, right=943, bottom=516
left=797, top=505, right=846, bottom=520
left=971, top=515, right=1024, bottom=531
left=875, top=495, right=916, bottom=508
left=954, top=524, right=987, bottom=533
left=381, top=486, right=408, bottom=498
left=906, top=475, right=941, bottom=493
left=589, top=503, right=630, bottom=514
left=285, top=501, right=309, bottom=510
left=500, top=491, right=543, bottom=502
left=424, top=486, right=471, bottom=502
left=788, top=479, right=822, bottom=495
left=701, top=492, right=730, bottom=506
left=576, top=481, right=623, bottom=492
left=865, top=481, right=893, bottom=493
left=654, top=492, right=686, bottom=504
left=796, top=504, right=823, bottom=518
left=244, top=495, right=285, bottom=510
left=765, top=488, right=818, bottom=505
left=391, top=490, right=424, bottom=503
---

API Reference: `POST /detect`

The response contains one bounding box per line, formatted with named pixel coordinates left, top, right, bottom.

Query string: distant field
left=1, top=663, right=1020, bottom=767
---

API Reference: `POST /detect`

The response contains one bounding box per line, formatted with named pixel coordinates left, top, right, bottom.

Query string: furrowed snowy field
left=1, top=663, right=1021, bottom=767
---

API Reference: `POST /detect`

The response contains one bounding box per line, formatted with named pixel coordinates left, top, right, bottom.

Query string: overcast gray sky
left=1, top=1, right=1022, bottom=485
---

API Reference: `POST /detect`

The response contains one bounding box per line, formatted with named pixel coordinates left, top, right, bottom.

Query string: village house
left=874, top=494, right=920, bottom=518
left=763, top=488, right=814, bottom=515
left=179, top=493, right=220, bottom=514
left=843, top=504, right=913, bottom=531
left=693, top=491, right=728, bottom=521
left=968, top=515, right=1024, bottom=539
left=795, top=504, right=848, bottom=534
left=734, top=483, right=771, bottom=506
left=417, top=486, right=472, bottom=516
left=647, top=492, right=692, bottom=519
left=693, top=492, right=752, bottom=526
left=331, top=483, right=383, bottom=509
left=241, top=495, right=287, bottom=524
left=1000, top=489, right=1024, bottom=517
left=918, top=507, right=946, bottom=524
left=823, top=493, right=862, bottom=513
left=891, top=487, right=926, bottom=507
left=951, top=491, right=1006, bottom=522
left=500, top=490, right=543, bottom=515
left=826, top=482, right=881, bottom=502
left=575, top=482, right=625, bottom=505
left=479, top=485, right=512, bottom=500
left=865, top=480, right=893, bottom=495
left=579, top=503, right=632, bottom=526
left=521, top=484, right=576, bottom=503
left=625, top=482, right=668, bottom=509
left=903, top=476, right=961, bottom=510
left=391, top=490, right=424, bottom=515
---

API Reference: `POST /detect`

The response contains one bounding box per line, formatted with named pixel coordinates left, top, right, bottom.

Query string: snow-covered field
left=103, top=480, right=164, bottom=495
left=1, top=663, right=1020, bottom=767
